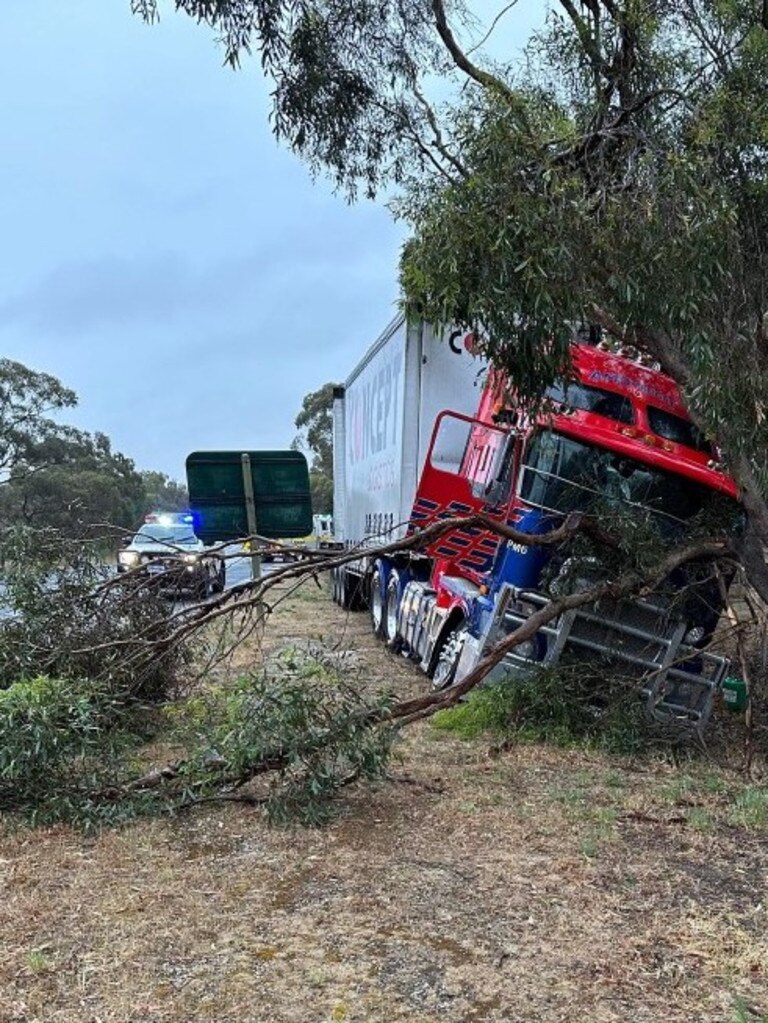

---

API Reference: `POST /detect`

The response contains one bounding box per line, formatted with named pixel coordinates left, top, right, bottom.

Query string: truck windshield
left=519, top=430, right=716, bottom=529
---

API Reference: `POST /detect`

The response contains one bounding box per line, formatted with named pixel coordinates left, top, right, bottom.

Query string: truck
left=331, top=317, right=740, bottom=727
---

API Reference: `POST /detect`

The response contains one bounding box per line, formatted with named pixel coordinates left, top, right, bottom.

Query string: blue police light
left=182, top=514, right=194, bottom=524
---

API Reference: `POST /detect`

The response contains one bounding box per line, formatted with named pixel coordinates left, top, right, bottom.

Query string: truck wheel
left=384, top=571, right=401, bottom=646
left=431, top=621, right=467, bottom=691
left=370, top=566, right=385, bottom=635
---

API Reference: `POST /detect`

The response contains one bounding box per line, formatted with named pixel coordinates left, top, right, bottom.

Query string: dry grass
left=1, top=577, right=767, bottom=1023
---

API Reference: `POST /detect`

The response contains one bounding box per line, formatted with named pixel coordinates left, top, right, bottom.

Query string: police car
left=117, top=513, right=226, bottom=597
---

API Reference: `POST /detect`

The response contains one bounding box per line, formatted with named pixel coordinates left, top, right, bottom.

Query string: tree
left=0, top=359, right=149, bottom=535
left=132, top=0, right=441, bottom=197
left=396, top=2, right=768, bottom=600
left=293, top=382, right=335, bottom=514
left=134, top=1, right=768, bottom=600
left=0, top=428, right=147, bottom=535
left=140, top=471, right=189, bottom=515
left=0, top=359, right=77, bottom=482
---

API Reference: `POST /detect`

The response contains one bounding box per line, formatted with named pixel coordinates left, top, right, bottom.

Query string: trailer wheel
left=370, top=566, right=385, bottom=635
left=431, top=620, right=467, bottom=691
left=384, top=571, right=401, bottom=647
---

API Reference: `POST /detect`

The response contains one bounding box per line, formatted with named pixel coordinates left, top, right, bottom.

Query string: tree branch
left=116, top=532, right=730, bottom=802
left=431, top=0, right=527, bottom=120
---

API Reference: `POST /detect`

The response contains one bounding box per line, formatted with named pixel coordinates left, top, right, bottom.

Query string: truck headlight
left=119, top=551, right=140, bottom=567
left=684, top=625, right=706, bottom=645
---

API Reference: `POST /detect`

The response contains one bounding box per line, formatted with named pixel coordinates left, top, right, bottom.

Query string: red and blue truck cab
left=369, top=335, right=740, bottom=727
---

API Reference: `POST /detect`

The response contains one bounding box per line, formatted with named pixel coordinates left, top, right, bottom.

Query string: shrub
left=0, top=525, right=188, bottom=701
left=178, top=647, right=398, bottom=825
left=433, top=662, right=654, bottom=756
left=0, top=675, right=142, bottom=826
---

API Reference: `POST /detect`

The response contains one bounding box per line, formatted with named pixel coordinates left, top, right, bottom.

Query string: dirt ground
left=1, top=578, right=767, bottom=1023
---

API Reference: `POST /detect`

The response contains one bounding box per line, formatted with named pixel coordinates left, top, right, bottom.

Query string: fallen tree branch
left=114, top=533, right=729, bottom=803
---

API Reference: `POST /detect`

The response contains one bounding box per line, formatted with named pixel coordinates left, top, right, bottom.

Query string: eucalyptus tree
left=0, top=359, right=147, bottom=534
left=135, top=1, right=768, bottom=596
left=293, top=382, right=335, bottom=514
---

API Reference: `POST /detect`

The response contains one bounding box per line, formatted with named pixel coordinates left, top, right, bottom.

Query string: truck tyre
left=384, top=571, right=401, bottom=647
left=431, top=620, right=467, bottom=691
left=370, top=566, right=385, bottom=635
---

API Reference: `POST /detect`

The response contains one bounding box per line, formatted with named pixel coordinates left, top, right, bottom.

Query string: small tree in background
left=140, top=470, right=189, bottom=515
left=293, top=382, right=336, bottom=515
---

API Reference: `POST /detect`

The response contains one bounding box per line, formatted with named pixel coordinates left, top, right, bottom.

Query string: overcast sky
left=0, top=0, right=542, bottom=480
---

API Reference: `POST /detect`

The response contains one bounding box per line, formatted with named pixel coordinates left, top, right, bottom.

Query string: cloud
left=0, top=253, right=210, bottom=334
left=0, top=210, right=403, bottom=341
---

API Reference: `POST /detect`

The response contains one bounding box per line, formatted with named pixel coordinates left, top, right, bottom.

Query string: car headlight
left=182, top=554, right=199, bottom=564
left=119, top=551, right=140, bottom=567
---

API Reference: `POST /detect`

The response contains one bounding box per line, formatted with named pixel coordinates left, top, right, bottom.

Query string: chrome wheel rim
left=370, top=571, right=383, bottom=632
left=432, top=628, right=465, bottom=690
left=385, top=579, right=399, bottom=641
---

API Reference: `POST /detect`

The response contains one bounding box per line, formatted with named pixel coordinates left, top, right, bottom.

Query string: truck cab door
left=409, top=411, right=519, bottom=572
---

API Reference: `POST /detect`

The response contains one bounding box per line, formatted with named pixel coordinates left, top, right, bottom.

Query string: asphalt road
left=222, top=545, right=282, bottom=589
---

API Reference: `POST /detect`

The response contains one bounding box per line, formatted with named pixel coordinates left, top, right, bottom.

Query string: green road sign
left=186, top=450, right=312, bottom=543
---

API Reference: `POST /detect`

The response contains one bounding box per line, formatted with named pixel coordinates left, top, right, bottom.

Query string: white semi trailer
left=331, top=314, right=484, bottom=607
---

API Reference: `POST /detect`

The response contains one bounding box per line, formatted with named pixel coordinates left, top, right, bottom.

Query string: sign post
left=240, top=452, right=261, bottom=583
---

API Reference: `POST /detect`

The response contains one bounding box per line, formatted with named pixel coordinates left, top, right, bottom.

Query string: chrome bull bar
left=482, top=584, right=729, bottom=729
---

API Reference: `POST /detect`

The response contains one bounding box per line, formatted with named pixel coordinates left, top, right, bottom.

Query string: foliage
left=132, top=0, right=441, bottom=197
left=0, top=358, right=147, bottom=534
left=0, top=643, right=397, bottom=830
left=134, top=1, right=768, bottom=601
left=732, top=1000, right=768, bottom=1023
left=140, top=470, right=189, bottom=515
left=0, top=358, right=76, bottom=480
left=433, top=665, right=655, bottom=756
left=395, top=3, right=768, bottom=553
left=307, top=470, right=333, bottom=516
left=0, top=431, right=146, bottom=536
left=727, top=786, right=768, bottom=830
left=293, top=382, right=335, bottom=513
left=0, top=675, right=142, bottom=827
left=0, top=525, right=188, bottom=701
left=180, top=647, right=396, bottom=825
